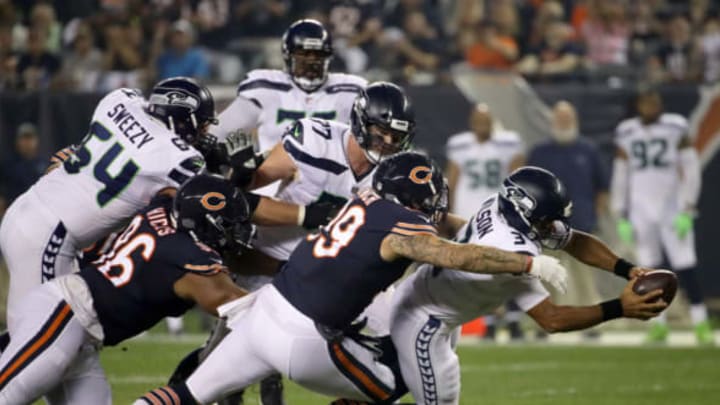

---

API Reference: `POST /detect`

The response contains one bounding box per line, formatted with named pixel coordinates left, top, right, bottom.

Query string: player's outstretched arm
left=562, top=230, right=647, bottom=279
left=249, top=142, right=296, bottom=190
left=526, top=278, right=667, bottom=333
left=382, top=233, right=568, bottom=292
left=173, top=271, right=247, bottom=316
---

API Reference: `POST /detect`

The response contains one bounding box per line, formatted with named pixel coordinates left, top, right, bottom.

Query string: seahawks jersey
left=446, top=130, right=523, bottom=219
left=397, top=195, right=548, bottom=329
left=274, top=190, right=437, bottom=329
left=213, top=69, right=366, bottom=152
left=255, top=117, right=376, bottom=260
left=615, top=113, right=687, bottom=220
left=29, top=88, right=204, bottom=248
left=79, top=195, right=226, bottom=346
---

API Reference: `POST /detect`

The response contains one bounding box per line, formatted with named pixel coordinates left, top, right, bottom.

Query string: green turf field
left=96, top=334, right=720, bottom=405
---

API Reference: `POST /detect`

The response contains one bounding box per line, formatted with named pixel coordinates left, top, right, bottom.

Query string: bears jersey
left=446, top=130, right=523, bottom=219
left=29, top=88, right=204, bottom=248
left=398, top=195, right=548, bottom=328
left=615, top=113, right=688, bottom=221
left=274, top=190, right=436, bottom=330
left=79, top=195, right=226, bottom=346
left=213, top=69, right=366, bottom=152
left=255, top=117, right=376, bottom=260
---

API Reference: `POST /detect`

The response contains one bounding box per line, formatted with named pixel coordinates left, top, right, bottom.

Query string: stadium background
left=0, top=0, right=719, bottom=403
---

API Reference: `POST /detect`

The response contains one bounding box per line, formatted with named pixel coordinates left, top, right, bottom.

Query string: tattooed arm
left=380, top=233, right=530, bottom=275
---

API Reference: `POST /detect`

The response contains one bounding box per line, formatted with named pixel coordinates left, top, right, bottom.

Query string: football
left=632, top=269, right=678, bottom=305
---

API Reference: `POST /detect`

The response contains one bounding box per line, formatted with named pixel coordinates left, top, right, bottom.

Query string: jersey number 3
left=64, top=121, right=140, bottom=207
left=312, top=205, right=365, bottom=258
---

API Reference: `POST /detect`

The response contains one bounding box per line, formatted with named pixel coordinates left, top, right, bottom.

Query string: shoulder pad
left=325, top=73, right=367, bottom=94
left=446, top=132, right=475, bottom=149
left=615, top=118, right=639, bottom=139
left=168, top=154, right=205, bottom=186
left=659, top=113, right=689, bottom=130
left=237, top=69, right=292, bottom=94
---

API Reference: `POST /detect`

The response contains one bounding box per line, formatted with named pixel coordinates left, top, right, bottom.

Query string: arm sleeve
left=678, top=146, right=702, bottom=211
left=212, top=96, right=262, bottom=142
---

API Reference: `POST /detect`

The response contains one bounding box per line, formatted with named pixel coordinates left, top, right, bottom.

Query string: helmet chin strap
left=363, top=148, right=382, bottom=165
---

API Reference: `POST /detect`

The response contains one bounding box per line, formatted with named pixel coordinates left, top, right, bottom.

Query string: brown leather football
left=632, top=269, right=678, bottom=305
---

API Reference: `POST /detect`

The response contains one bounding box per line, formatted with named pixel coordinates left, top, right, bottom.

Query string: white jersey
left=615, top=113, right=687, bottom=221
left=30, top=88, right=204, bottom=247
left=397, top=195, right=549, bottom=329
left=446, top=130, right=523, bottom=219
left=255, top=117, right=375, bottom=260
left=213, top=69, right=366, bottom=152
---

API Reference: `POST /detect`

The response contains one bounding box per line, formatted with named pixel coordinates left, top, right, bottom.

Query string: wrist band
left=600, top=299, right=624, bottom=321
left=297, top=205, right=306, bottom=227
left=613, top=258, right=635, bottom=279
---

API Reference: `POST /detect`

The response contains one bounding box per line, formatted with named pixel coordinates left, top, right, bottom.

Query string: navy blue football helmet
left=351, top=82, right=415, bottom=164
left=147, top=77, right=218, bottom=144
left=173, top=174, right=254, bottom=253
left=282, top=19, right=333, bottom=92
left=373, top=151, right=447, bottom=224
left=498, top=166, right=573, bottom=248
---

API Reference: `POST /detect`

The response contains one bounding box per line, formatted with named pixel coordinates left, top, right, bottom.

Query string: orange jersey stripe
left=184, top=263, right=227, bottom=275
left=163, top=386, right=181, bottom=405
left=331, top=343, right=391, bottom=401
left=0, top=304, right=72, bottom=386
left=390, top=227, right=436, bottom=237
left=394, top=222, right=437, bottom=231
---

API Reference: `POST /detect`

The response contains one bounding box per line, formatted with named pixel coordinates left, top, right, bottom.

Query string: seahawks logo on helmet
left=503, top=184, right=536, bottom=217
left=149, top=91, right=200, bottom=111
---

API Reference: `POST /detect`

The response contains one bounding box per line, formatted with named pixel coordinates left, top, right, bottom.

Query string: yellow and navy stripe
left=0, top=302, right=74, bottom=392
left=328, top=342, right=393, bottom=403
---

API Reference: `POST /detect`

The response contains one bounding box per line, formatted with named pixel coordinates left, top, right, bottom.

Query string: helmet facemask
left=287, top=48, right=332, bottom=92
left=352, top=98, right=413, bottom=164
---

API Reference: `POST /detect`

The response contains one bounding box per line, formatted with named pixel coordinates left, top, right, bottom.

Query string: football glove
left=616, top=218, right=634, bottom=244
left=300, top=200, right=343, bottom=229
left=527, top=255, right=568, bottom=294
left=673, top=212, right=693, bottom=240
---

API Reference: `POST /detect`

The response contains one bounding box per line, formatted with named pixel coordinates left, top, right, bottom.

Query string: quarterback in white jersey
left=445, top=104, right=524, bottom=220
left=391, top=167, right=667, bottom=405
left=610, top=90, right=713, bottom=344
left=211, top=19, right=365, bottom=155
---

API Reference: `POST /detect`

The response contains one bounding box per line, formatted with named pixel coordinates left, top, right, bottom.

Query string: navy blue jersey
left=79, top=195, right=227, bottom=346
left=274, top=190, right=437, bottom=329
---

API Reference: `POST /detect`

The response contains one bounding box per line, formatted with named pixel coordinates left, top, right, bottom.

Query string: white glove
left=527, top=255, right=568, bottom=294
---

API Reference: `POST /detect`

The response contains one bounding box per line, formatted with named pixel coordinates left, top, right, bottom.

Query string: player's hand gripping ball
left=632, top=269, right=678, bottom=307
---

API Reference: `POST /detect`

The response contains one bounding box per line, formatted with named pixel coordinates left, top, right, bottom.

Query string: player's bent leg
left=0, top=285, right=86, bottom=404
left=45, top=344, right=111, bottom=405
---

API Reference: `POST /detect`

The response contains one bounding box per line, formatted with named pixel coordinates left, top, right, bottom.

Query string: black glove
left=301, top=200, right=343, bottom=229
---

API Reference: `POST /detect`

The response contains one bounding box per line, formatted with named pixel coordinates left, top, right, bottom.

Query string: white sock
left=166, top=316, right=184, bottom=332
left=690, top=304, right=708, bottom=324
left=484, top=315, right=496, bottom=327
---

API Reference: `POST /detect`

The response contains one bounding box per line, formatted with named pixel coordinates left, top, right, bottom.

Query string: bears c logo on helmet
left=409, top=165, right=433, bottom=185
left=200, top=192, right=227, bottom=211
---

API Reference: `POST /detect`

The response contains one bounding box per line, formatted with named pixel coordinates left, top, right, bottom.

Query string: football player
left=445, top=103, right=526, bottom=340
left=390, top=167, right=668, bottom=405
left=210, top=18, right=366, bottom=194
left=137, top=152, right=568, bottom=405
left=0, top=77, right=214, bottom=338
left=611, top=89, right=713, bottom=344
left=0, top=175, right=254, bottom=404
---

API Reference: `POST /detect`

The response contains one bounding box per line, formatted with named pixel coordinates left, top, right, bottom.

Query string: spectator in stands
left=2, top=123, right=46, bottom=203
left=99, top=21, right=143, bottom=91
left=156, top=20, right=209, bottom=80
left=580, top=0, right=630, bottom=66
left=647, top=14, right=703, bottom=83
left=231, top=0, right=291, bottom=37
left=700, top=14, right=720, bottom=83
left=29, top=2, right=61, bottom=54
left=527, top=101, right=608, bottom=338
left=516, top=19, right=583, bottom=80
left=689, top=0, right=714, bottom=36
left=58, top=21, right=102, bottom=91
left=0, top=24, right=18, bottom=90
left=491, top=0, right=521, bottom=41
left=15, top=27, right=60, bottom=90
left=385, top=0, right=444, bottom=34
left=628, top=0, right=663, bottom=65
left=453, top=0, right=485, bottom=51
left=383, top=10, right=444, bottom=83
left=524, top=0, right=565, bottom=52
left=326, top=0, right=383, bottom=74
left=464, top=20, right=519, bottom=70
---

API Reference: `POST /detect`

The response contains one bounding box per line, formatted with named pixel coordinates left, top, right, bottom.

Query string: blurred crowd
left=2, top=0, right=720, bottom=91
